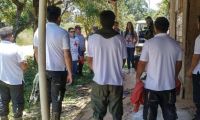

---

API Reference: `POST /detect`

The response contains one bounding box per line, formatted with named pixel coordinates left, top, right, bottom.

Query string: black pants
left=127, top=47, right=135, bottom=69
left=143, top=89, right=177, bottom=120
left=193, top=73, right=200, bottom=119
left=91, top=82, right=123, bottom=120
left=46, top=71, right=67, bottom=114
left=0, top=81, right=24, bottom=118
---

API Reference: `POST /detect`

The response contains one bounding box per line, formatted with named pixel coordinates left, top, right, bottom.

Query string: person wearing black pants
left=188, top=16, right=200, bottom=120
left=136, top=17, right=182, bottom=120
left=0, top=26, right=27, bottom=120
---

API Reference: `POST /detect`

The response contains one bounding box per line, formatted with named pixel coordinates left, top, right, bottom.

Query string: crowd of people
left=0, top=5, right=200, bottom=120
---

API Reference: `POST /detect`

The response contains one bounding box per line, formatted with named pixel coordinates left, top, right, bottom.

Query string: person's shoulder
left=196, top=34, right=200, bottom=41
left=58, top=27, right=68, bottom=34
left=88, top=33, right=100, bottom=40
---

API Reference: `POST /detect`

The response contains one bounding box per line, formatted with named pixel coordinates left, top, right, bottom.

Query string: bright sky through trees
left=146, top=0, right=162, bottom=10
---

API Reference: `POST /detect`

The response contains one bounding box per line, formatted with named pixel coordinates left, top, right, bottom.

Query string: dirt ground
left=23, top=68, right=195, bottom=120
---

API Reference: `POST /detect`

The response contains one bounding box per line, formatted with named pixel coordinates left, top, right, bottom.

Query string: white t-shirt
left=0, top=41, right=24, bottom=85
left=33, top=22, right=70, bottom=71
left=125, top=32, right=136, bottom=48
left=140, top=33, right=182, bottom=91
left=87, top=34, right=127, bottom=86
left=70, top=37, right=79, bottom=61
left=193, top=34, right=200, bottom=74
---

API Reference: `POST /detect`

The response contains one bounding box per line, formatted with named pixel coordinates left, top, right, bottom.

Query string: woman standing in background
left=124, top=22, right=138, bottom=73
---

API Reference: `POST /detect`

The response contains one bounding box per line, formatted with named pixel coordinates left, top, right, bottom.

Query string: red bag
left=130, top=80, right=144, bottom=112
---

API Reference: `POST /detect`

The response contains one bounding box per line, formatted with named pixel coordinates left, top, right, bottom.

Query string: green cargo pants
left=91, top=82, right=123, bottom=120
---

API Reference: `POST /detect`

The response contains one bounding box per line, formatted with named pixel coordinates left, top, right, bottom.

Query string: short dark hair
left=47, top=6, right=61, bottom=22
left=154, top=17, right=169, bottom=33
left=145, top=16, right=153, bottom=21
left=100, top=10, right=115, bottom=28
left=68, top=27, right=74, bottom=32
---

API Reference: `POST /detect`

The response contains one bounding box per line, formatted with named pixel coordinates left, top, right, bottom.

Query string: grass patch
left=16, top=29, right=33, bottom=45
left=23, top=57, right=93, bottom=110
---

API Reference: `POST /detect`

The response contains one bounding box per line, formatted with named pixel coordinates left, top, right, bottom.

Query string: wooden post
left=38, top=0, right=49, bottom=119
left=185, top=0, right=200, bottom=99
left=169, top=0, right=176, bottom=39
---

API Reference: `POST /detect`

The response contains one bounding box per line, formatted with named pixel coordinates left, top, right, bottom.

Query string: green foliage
left=125, top=0, right=149, bottom=21
left=23, top=56, right=38, bottom=110
left=0, top=0, right=16, bottom=24
left=73, top=0, right=111, bottom=35
left=0, top=0, right=33, bottom=38
left=155, top=0, right=169, bottom=17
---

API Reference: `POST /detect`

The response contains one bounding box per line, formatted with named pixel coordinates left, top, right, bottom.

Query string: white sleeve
left=33, top=29, right=39, bottom=47
left=177, top=47, right=183, bottom=61
left=140, top=41, right=149, bottom=62
left=17, top=45, right=25, bottom=63
left=87, top=36, right=93, bottom=57
left=62, top=32, right=70, bottom=49
left=194, top=36, right=200, bottom=54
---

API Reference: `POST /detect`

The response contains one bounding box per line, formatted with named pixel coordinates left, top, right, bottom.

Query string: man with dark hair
left=75, top=25, right=85, bottom=76
left=113, top=21, right=123, bottom=35
left=144, top=16, right=155, bottom=40
left=136, top=17, right=182, bottom=120
left=87, top=10, right=127, bottom=120
left=33, top=6, right=73, bottom=120
left=188, top=16, right=200, bottom=120
left=0, top=27, right=27, bottom=120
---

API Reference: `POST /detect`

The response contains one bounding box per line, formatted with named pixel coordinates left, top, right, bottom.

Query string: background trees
left=0, top=0, right=168, bottom=39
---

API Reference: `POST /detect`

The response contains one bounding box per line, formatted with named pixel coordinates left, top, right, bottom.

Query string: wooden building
left=169, top=0, right=200, bottom=99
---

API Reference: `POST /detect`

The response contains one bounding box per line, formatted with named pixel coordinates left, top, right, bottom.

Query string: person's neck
left=156, top=30, right=166, bottom=34
left=102, top=27, right=113, bottom=30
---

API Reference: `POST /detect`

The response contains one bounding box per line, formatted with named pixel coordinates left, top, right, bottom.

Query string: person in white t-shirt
left=68, top=27, right=79, bottom=75
left=0, top=27, right=27, bottom=120
left=188, top=16, right=200, bottom=120
left=75, top=25, right=85, bottom=76
left=87, top=10, right=127, bottom=120
left=33, top=6, right=72, bottom=119
left=136, top=17, right=182, bottom=120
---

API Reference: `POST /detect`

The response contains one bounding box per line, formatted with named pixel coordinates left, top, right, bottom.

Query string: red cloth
left=79, top=56, right=84, bottom=64
left=130, top=79, right=181, bottom=112
left=130, top=80, right=144, bottom=112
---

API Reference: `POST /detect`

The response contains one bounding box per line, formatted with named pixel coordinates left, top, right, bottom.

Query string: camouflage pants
left=91, top=82, right=123, bottom=120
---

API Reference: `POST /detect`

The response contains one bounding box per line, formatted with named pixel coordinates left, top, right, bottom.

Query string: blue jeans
left=72, top=61, right=78, bottom=75
left=127, top=47, right=135, bottom=69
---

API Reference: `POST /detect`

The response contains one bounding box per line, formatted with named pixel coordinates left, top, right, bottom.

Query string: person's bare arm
left=134, top=32, right=139, bottom=44
left=136, top=61, right=147, bottom=82
left=187, top=54, right=200, bottom=78
left=64, top=49, right=73, bottom=84
left=34, top=47, right=38, bottom=63
left=19, top=61, right=28, bottom=71
left=175, top=61, right=182, bottom=80
left=88, top=57, right=93, bottom=70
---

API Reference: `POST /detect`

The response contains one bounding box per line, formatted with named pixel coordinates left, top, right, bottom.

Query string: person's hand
left=66, top=73, right=73, bottom=85
left=136, top=77, right=142, bottom=83
left=187, top=68, right=193, bottom=80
